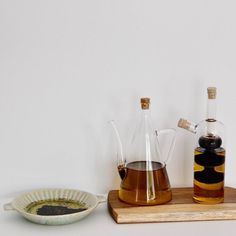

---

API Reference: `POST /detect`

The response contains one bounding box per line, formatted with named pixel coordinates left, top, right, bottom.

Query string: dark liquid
left=118, top=161, right=172, bottom=205
left=194, top=135, right=225, bottom=204
left=37, top=205, right=87, bottom=216
left=26, top=199, right=87, bottom=216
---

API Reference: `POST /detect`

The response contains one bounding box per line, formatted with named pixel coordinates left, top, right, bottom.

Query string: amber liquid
left=194, top=136, right=225, bottom=204
left=118, top=161, right=172, bottom=205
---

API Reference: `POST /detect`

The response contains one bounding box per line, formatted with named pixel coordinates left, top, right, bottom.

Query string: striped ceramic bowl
left=4, top=188, right=106, bottom=225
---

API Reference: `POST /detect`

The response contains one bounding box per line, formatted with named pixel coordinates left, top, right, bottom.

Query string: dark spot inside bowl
left=37, top=205, right=87, bottom=216
left=25, top=199, right=88, bottom=216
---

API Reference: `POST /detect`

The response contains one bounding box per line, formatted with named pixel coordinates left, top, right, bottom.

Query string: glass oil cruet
left=178, top=87, right=226, bottom=204
left=110, top=98, right=176, bottom=205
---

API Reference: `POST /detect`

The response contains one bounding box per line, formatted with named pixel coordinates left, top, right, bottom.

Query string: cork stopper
left=140, top=97, right=150, bottom=110
left=207, top=87, right=217, bottom=99
left=178, top=118, right=191, bottom=130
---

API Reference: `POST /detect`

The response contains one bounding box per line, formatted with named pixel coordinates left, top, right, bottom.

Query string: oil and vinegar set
left=112, top=87, right=226, bottom=206
left=4, top=86, right=228, bottom=225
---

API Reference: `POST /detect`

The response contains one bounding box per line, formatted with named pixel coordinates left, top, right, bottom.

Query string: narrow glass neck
left=141, top=108, right=154, bottom=166
left=206, top=98, right=217, bottom=136
left=207, top=98, right=216, bottom=121
left=142, top=108, right=150, bottom=119
left=141, top=109, right=152, bottom=135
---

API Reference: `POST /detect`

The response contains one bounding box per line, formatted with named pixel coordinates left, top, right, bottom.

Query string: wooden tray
left=108, top=187, right=236, bottom=224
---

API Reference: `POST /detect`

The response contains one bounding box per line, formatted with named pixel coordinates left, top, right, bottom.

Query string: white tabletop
left=1, top=197, right=236, bottom=236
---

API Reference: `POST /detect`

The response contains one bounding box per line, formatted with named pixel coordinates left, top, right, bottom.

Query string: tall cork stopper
left=207, top=87, right=217, bottom=99
left=178, top=118, right=191, bottom=130
left=141, top=97, right=150, bottom=110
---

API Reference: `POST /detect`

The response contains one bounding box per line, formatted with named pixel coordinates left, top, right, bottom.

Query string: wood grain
left=108, top=187, right=236, bottom=224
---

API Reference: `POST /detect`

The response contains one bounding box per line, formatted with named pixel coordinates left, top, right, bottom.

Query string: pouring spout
left=109, top=120, right=126, bottom=179
left=178, top=118, right=197, bottom=134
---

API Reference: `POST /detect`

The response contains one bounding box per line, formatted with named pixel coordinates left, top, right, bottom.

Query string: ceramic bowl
left=4, top=188, right=106, bottom=225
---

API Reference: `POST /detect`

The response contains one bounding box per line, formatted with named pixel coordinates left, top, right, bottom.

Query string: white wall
left=1, top=0, right=236, bottom=197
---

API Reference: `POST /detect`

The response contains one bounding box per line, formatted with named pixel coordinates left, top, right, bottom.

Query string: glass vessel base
left=193, top=195, right=224, bottom=204
left=193, top=184, right=224, bottom=204
left=119, top=189, right=172, bottom=205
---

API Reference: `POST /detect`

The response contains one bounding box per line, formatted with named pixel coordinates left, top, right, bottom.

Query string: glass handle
left=155, top=128, right=176, bottom=164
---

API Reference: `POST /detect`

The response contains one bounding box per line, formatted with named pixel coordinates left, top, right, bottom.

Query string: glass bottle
left=111, top=98, right=176, bottom=205
left=178, top=87, right=226, bottom=204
